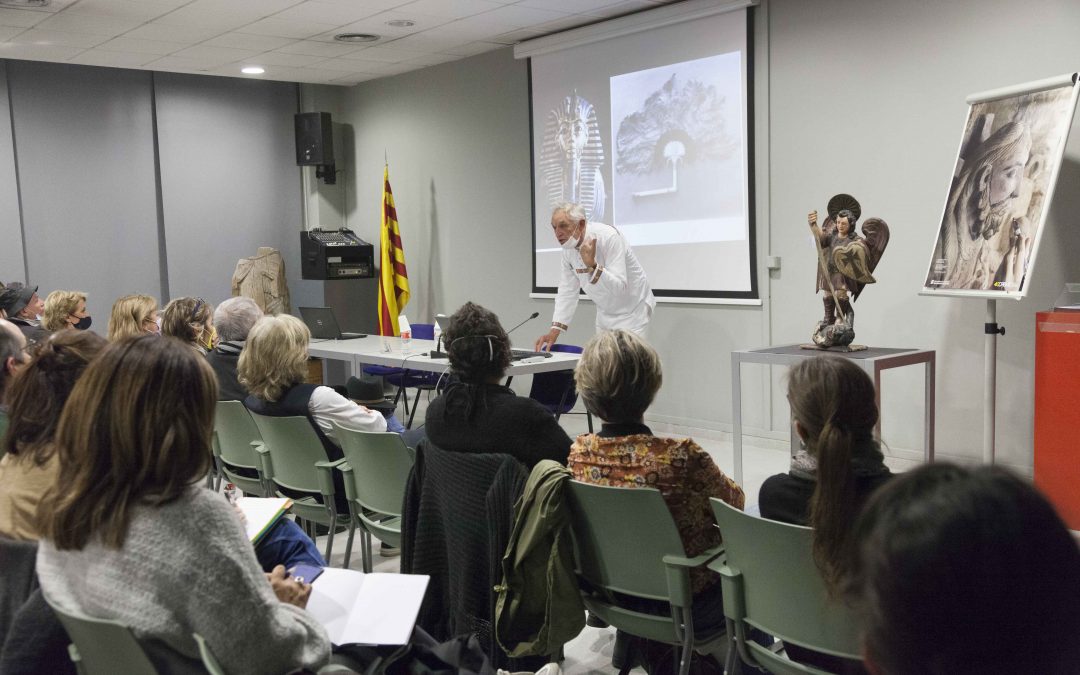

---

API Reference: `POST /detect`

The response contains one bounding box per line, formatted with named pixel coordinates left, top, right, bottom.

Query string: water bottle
left=433, top=319, right=443, bottom=351
left=399, top=314, right=412, bottom=352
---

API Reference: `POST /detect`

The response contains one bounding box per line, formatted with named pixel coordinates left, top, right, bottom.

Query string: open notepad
left=305, top=568, right=430, bottom=646
left=236, top=497, right=292, bottom=544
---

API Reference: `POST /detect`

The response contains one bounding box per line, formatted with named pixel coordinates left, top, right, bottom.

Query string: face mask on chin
left=560, top=229, right=581, bottom=250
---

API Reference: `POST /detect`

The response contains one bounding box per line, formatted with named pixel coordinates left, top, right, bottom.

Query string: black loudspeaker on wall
left=294, top=112, right=334, bottom=166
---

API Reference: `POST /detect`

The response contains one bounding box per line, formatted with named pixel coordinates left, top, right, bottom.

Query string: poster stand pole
left=984, top=299, right=1005, bottom=463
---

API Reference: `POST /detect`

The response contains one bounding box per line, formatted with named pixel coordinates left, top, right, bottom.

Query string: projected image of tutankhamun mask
left=540, top=91, right=607, bottom=221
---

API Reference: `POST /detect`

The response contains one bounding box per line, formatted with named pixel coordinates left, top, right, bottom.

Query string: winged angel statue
left=807, top=194, right=890, bottom=348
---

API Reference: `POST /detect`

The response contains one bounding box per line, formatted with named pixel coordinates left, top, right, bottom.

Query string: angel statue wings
left=807, top=194, right=890, bottom=348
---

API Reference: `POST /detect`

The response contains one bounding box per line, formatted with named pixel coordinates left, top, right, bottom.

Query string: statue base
left=798, top=343, right=869, bottom=352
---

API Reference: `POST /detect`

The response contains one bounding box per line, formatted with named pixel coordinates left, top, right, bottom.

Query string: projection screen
left=517, top=0, right=757, bottom=302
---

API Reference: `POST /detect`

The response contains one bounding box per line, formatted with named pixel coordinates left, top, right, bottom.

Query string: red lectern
left=1034, top=311, right=1080, bottom=531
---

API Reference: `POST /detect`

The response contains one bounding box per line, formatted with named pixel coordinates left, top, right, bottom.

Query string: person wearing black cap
left=345, top=375, right=427, bottom=449
left=0, top=283, right=49, bottom=350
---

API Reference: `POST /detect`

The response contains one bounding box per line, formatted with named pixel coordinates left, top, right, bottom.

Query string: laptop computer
left=299, top=307, right=366, bottom=340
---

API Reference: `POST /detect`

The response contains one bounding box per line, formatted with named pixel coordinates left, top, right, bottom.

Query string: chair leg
left=343, top=512, right=356, bottom=569
left=406, top=388, right=422, bottom=428
left=587, top=411, right=594, bottom=433
left=323, top=505, right=336, bottom=563
left=361, top=530, right=373, bottom=573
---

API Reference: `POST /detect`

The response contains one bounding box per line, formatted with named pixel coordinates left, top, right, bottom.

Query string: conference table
left=308, top=335, right=581, bottom=380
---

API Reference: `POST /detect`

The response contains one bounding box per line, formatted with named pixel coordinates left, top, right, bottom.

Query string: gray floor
left=313, top=390, right=913, bottom=673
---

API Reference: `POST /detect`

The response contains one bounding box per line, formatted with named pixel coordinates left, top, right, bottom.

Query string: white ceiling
left=0, top=0, right=678, bottom=86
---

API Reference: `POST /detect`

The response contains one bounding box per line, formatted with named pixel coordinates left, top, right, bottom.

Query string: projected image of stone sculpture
left=615, top=72, right=736, bottom=199
left=805, top=194, right=890, bottom=350
left=539, top=91, right=607, bottom=221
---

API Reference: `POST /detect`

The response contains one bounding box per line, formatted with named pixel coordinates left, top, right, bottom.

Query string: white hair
left=213, top=296, right=263, bottom=342
left=553, top=202, right=587, bottom=223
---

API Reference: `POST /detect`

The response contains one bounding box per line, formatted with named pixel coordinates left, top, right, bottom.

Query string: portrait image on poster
left=923, top=79, right=1079, bottom=296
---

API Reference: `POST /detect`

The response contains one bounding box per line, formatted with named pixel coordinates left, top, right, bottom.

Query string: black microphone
left=506, top=312, right=540, bottom=335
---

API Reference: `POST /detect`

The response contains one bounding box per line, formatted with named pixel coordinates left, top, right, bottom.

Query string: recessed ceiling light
left=241, top=66, right=265, bottom=74
left=0, top=0, right=50, bottom=7
left=386, top=19, right=415, bottom=28
left=334, top=33, right=380, bottom=43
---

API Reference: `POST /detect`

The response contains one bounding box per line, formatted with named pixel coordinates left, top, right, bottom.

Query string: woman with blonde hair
left=41, top=290, right=91, bottom=332
left=36, top=335, right=330, bottom=674
left=161, top=296, right=215, bottom=354
left=107, top=294, right=160, bottom=341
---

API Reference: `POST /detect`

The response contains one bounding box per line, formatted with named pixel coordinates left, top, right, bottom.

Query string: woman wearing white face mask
left=162, top=297, right=217, bottom=355
left=107, top=294, right=161, bottom=341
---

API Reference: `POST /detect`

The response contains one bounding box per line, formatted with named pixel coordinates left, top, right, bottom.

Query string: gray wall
left=322, top=0, right=1080, bottom=474
left=155, top=73, right=321, bottom=310
left=7, top=62, right=161, bottom=321
left=0, top=64, right=24, bottom=284
left=0, top=61, right=319, bottom=324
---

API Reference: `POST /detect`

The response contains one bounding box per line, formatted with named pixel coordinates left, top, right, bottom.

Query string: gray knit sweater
left=36, top=485, right=330, bottom=675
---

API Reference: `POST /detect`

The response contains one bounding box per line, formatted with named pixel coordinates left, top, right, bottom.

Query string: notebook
left=305, top=569, right=430, bottom=646
left=236, top=497, right=293, bottom=544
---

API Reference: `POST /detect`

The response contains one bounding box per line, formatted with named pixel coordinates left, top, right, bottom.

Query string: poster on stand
left=921, top=73, right=1079, bottom=299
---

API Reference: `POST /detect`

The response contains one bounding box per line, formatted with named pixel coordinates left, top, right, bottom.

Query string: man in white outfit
left=535, top=202, right=655, bottom=351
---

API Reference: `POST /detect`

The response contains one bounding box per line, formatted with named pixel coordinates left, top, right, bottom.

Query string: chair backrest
left=564, top=481, right=687, bottom=602
left=527, top=344, right=583, bottom=414
left=334, top=424, right=414, bottom=516
left=711, top=500, right=861, bottom=659
left=247, top=412, right=329, bottom=495
left=411, top=323, right=435, bottom=340
left=43, top=594, right=159, bottom=675
left=0, top=410, right=8, bottom=459
left=214, top=400, right=262, bottom=469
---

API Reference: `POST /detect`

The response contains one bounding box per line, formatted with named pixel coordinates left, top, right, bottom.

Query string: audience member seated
left=846, top=463, right=1080, bottom=675
left=41, top=291, right=91, bottom=332
left=568, top=329, right=744, bottom=674
left=35, top=336, right=331, bottom=674
left=0, top=319, right=30, bottom=422
left=758, top=355, right=892, bottom=591
left=207, top=296, right=263, bottom=401
left=0, top=284, right=48, bottom=350
left=107, top=294, right=160, bottom=340
left=161, top=295, right=216, bottom=354
left=0, top=330, right=107, bottom=540
left=424, top=302, right=571, bottom=468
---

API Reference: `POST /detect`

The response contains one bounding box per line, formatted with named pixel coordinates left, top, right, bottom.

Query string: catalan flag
left=378, top=163, right=410, bottom=336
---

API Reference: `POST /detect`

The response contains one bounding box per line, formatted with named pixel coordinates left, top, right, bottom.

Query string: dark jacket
left=402, top=440, right=534, bottom=670
left=424, top=383, right=571, bottom=469
left=494, top=460, right=584, bottom=658
left=758, top=471, right=893, bottom=526
left=205, top=341, right=246, bottom=401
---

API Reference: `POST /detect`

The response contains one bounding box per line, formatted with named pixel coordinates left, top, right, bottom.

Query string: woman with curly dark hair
left=423, top=301, right=571, bottom=468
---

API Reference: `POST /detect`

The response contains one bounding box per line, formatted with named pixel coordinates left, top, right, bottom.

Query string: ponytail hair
left=788, top=355, right=878, bottom=595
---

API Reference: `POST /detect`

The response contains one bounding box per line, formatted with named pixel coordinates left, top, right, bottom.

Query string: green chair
left=247, top=412, right=353, bottom=564
left=333, top=423, right=414, bottom=572
left=212, top=401, right=268, bottom=497
left=0, top=409, right=9, bottom=459
left=564, top=481, right=727, bottom=675
left=43, top=593, right=159, bottom=675
left=709, top=500, right=862, bottom=675
left=194, top=633, right=225, bottom=675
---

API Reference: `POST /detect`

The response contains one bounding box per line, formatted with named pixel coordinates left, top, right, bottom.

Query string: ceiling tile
left=316, top=57, right=402, bottom=74
left=516, top=0, right=621, bottom=12
left=394, top=0, right=503, bottom=19
left=490, top=27, right=546, bottom=44
left=10, top=28, right=112, bottom=48
left=96, top=35, right=185, bottom=54
left=475, top=4, right=568, bottom=28
left=437, top=40, right=503, bottom=57
left=400, top=52, right=456, bottom=66
left=307, top=10, right=448, bottom=43
left=0, top=9, right=49, bottom=29
left=383, top=31, right=470, bottom=52
left=328, top=73, right=380, bottom=86
left=581, top=0, right=658, bottom=18
left=269, top=1, right=384, bottom=26
left=123, top=21, right=226, bottom=42
left=69, top=48, right=159, bottom=67
left=336, top=44, right=428, bottom=62
left=153, top=6, right=265, bottom=30
left=0, top=42, right=84, bottom=61
left=200, top=31, right=296, bottom=51
left=313, top=0, right=411, bottom=9
left=251, top=50, right=326, bottom=66
left=63, top=0, right=181, bottom=21
left=236, top=16, right=337, bottom=39
left=0, top=26, right=21, bottom=41
left=183, top=0, right=303, bottom=14
left=275, top=39, right=360, bottom=57
left=143, top=54, right=216, bottom=72
left=171, top=43, right=260, bottom=66
left=35, top=12, right=145, bottom=35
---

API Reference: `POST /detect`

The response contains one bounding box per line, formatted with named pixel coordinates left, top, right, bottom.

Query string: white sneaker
left=496, top=664, right=561, bottom=675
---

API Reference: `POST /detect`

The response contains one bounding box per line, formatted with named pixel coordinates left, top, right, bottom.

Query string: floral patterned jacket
left=568, top=429, right=745, bottom=593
